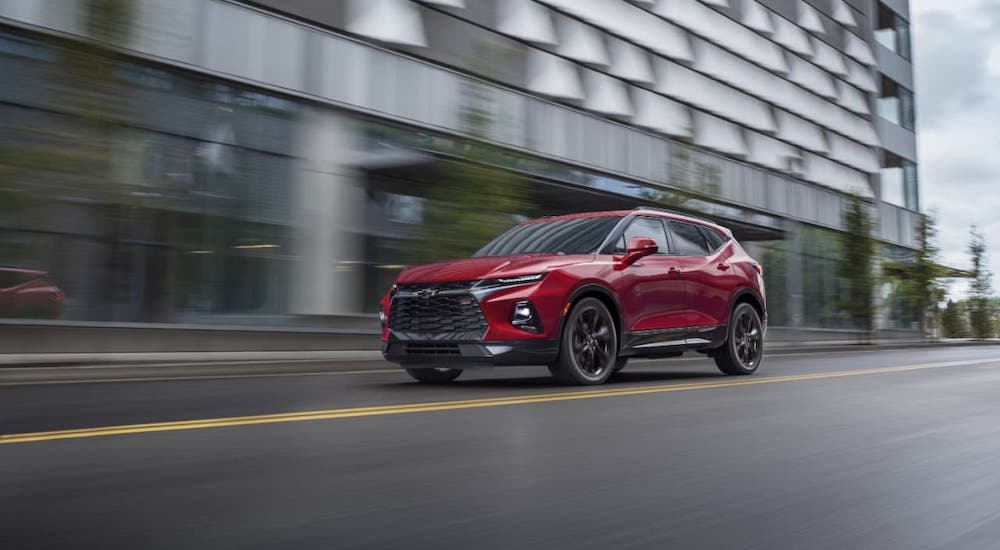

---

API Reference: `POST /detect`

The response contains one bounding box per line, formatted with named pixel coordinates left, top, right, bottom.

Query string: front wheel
left=549, top=297, right=618, bottom=386
left=405, top=367, right=463, bottom=384
left=714, top=303, right=764, bottom=375
left=612, top=357, right=629, bottom=373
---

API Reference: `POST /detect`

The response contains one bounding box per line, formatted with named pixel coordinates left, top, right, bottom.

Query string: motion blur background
left=0, top=0, right=924, bottom=342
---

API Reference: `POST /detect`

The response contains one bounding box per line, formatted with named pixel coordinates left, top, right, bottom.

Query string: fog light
left=378, top=309, right=387, bottom=328
left=511, top=301, right=542, bottom=333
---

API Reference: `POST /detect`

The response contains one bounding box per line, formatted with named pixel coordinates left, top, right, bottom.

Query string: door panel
left=666, top=220, right=735, bottom=328
left=0, top=288, right=13, bottom=317
left=615, top=217, right=686, bottom=333
left=620, top=255, right=687, bottom=332
left=673, top=247, right=735, bottom=327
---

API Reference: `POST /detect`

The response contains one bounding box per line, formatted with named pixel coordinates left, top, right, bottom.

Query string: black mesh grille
left=389, top=295, right=488, bottom=338
left=404, top=343, right=461, bottom=356
left=396, top=280, right=475, bottom=293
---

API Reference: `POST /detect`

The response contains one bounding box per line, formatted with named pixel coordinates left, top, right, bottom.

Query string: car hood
left=396, top=254, right=594, bottom=284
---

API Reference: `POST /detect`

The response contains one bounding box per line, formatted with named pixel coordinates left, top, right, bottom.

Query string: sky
left=911, top=0, right=1000, bottom=297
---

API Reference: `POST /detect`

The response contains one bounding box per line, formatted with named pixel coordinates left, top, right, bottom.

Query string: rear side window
left=0, top=271, right=33, bottom=289
left=614, top=217, right=670, bottom=254
left=699, top=226, right=727, bottom=252
left=668, top=221, right=711, bottom=256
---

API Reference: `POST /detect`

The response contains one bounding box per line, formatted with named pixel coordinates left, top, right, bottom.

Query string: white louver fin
left=497, top=0, right=557, bottom=45
left=346, top=0, right=426, bottom=47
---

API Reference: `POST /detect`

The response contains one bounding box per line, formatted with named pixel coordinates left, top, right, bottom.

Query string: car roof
left=0, top=267, right=46, bottom=276
left=521, top=209, right=730, bottom=234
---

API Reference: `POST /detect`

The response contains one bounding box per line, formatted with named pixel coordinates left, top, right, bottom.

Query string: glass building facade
left=0, top=0, right=920, bottom=332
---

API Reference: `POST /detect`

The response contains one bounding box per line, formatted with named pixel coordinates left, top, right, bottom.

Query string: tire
left=612, top=357, right=629, bottom=373
left=405, top=367, right=463, bottom=384
left=714, top=302, right=764, bottom=376
left=550, top=297, right=618, bottom=386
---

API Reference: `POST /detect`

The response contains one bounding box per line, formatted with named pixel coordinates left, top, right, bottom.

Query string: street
left=4, top=347, right=1000, bottom=549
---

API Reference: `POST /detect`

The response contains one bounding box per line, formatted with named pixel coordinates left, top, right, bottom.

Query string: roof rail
left=632, top=206, right=715, bottom=225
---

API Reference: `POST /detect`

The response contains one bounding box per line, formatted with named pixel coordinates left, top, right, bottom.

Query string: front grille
left=396, top=280, right=475, bottom=293
left=389, top=294, right=488, bottom=338
left=404, top=343, right=461, bottom=356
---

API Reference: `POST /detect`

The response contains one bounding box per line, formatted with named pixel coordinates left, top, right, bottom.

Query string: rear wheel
left=405, top=367, right=463, bottom=384
left=714, top=302, right=763, bottom=375
left=550, top=298, right=618, bottom=386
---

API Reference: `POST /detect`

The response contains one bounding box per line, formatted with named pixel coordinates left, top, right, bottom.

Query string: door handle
left=716, top=263, right=730, bottom=271
left=667, top=267, right=682, bottom=277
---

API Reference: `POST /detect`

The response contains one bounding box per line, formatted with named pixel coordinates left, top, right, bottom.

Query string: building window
left=877, top=76, right=915, bottom=131
left=903, top=161, right=919, bottom=211
left=880, top=166, right=905, bottom=207
left=875, top=3, right=912, bottom=61
left=880, top=156, right=918, bottom=211
left=0, top=30, right=55, bottom=61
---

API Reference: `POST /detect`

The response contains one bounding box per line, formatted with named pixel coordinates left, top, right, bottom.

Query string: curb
left=0, top=350, right=386, bottom=367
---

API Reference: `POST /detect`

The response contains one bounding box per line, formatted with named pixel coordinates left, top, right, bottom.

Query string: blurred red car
left=0, top=268, right=64, bottom=319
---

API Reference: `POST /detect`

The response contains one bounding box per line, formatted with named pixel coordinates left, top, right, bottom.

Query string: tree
left=0, top=0, right=137, bottom=198
left=838, top=196, right=877, bottom=337
left=883, top=212, right=948, bottom=334
left=967, top=226, right=996, bottom=338
left=1, top=0, right=136, bottom=209
left=941, top=299, right=969, bottom=338
left=419, top=78, right=532, bottom=263
left=0, top=1, right=140, bottom=319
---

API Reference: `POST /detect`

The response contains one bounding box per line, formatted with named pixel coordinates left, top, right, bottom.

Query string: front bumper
left=382, top=338, right=558, bottom=367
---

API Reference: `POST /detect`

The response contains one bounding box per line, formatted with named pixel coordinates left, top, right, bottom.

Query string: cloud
left=987, top=44, right=1000, bottom=76
left=912, top=10, right=990, bottom=129
left=912, top=0, right=1000, bottom=297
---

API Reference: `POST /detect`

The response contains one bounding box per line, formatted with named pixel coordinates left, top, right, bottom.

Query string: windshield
left=474, top=216, right=623, bottom=257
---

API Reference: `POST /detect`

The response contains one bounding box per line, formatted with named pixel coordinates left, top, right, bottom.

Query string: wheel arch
left=729, top=287, right=766, bottom=328
left=558, top=284, right=624, bottom=352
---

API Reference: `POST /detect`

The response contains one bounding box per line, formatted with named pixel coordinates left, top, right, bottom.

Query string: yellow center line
left=3, top=357, right=998, bottom=445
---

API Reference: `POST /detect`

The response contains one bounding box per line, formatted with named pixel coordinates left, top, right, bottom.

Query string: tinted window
left=614, top=217, right=670, bottom=254
left=0, top=271, right=33, bottom=289
left=669, top=221, right=711, bottom=256
left=699, top=225, right=727, bottom=251
left=475, top=216, right=623, bottom=257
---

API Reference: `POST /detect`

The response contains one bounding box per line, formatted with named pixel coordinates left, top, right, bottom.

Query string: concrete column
left=874, top=256, right=891, bottom=331
left=784, top=220, right=805, bottom=339
left=289, top=107, right=365, bottom=316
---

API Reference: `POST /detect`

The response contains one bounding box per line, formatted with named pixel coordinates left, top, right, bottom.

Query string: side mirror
left=618, top=236, right=658, bottom=268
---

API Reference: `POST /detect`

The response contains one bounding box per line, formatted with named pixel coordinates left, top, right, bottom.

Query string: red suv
left=380, top=208, right=766, bottom=385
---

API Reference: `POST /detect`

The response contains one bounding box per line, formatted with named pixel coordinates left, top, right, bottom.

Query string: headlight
left=497, top=273, right=545, bottom=284
left=478, top=273, right=546, bottom=288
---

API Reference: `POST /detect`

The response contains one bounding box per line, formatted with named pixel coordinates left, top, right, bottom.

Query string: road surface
left=4, top=347, right=1000, bottom=549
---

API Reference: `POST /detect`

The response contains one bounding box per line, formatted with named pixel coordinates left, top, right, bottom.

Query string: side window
left=612, top=235, right=626, bottom=254
left=0, top=271, right=30, bottom=289
left=699, top=225, right=727, bottom=252
left=615, top=217, right=670, bottom=254
left=668, top=221, right=711, bottom=256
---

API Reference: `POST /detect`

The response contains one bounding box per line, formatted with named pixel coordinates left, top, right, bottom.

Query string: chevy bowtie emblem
left=415, top=288, right=439, bottom=299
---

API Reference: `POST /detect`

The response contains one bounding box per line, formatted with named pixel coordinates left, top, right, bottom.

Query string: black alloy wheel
left=550, top=297, right=618, bottom=385
left=714, top=302, right=763, bottom=375
left=612, top=357, right=629, bottom=374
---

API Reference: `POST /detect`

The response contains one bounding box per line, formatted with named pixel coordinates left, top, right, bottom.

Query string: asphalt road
left=4, top=347, right=1000, bottom=549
